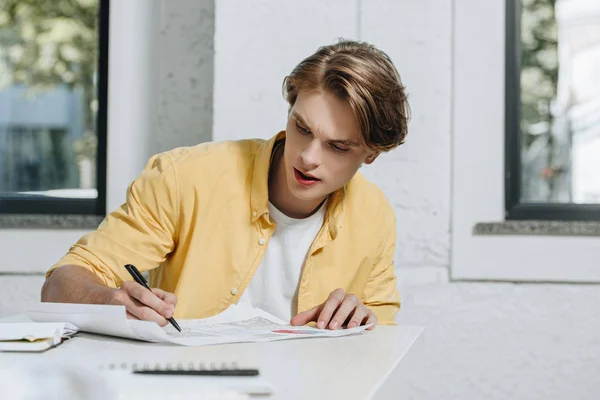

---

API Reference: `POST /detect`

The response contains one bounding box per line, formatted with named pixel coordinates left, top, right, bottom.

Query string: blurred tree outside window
left=0, top=0, right=100, bottom=198
left=520, top=0, right=600, bottom=204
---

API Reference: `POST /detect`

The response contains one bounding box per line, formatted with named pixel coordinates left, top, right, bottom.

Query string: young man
left=42, top=39, right=410, bottom=331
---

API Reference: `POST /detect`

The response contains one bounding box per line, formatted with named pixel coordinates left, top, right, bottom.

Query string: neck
left=268, top=142, right=326, bottom=219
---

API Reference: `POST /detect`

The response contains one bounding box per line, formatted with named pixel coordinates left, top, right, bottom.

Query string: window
left=0, top=0, right=108, bottom=215
left=505, top=0, right=600, bottom=220
left=452, top=0, right=600, bottom=282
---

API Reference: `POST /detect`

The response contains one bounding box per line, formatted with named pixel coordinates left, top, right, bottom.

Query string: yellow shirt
left=48, top=132, right=400, bottom=324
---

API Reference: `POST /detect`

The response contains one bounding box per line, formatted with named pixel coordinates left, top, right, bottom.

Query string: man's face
left=283, top=90, right=378, bottom=204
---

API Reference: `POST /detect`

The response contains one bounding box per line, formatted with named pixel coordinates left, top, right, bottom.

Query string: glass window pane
left=520, top=0, right=600, bottom=204
left=0, top=0, right=100, bottom=200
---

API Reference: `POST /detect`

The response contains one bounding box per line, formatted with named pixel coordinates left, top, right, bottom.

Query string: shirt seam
left=163, top=152, right=182, bottom=246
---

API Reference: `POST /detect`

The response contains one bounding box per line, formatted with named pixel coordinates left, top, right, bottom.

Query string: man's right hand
left=108, top=281, right=177, bottom=327
left=41, top=265, right=178, bottom=327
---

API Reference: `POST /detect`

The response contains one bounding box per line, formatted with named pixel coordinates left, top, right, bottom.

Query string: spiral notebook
left=0, top=322, right=78, bottom=352
left=99, top=361, right=274, bottom=396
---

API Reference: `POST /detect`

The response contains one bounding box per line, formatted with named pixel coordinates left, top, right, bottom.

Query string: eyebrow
left=292, top=111, right=361, bottom=147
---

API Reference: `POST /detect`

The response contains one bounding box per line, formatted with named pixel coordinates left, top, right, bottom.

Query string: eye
left=296, top=121, right=310, bottom=134
left=330, top=144, right=349, bottom=153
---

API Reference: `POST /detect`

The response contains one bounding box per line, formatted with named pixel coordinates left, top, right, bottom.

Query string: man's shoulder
left=346, top=172, right=395, bottom=224
left=162, top=138, right=264, bottom=169
left=348, top=172, right=393, bottom=208
left=141, top=138, right=265, bottom=193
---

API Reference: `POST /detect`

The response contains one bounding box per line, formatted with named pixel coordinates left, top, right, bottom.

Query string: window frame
left=0, top=0, right=109, bottom=216
left=505, top=0, right=600, bottom=221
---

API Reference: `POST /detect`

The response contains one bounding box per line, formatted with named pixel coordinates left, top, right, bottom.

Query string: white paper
left=162, top=305, right=371, bottom=346
left=26, top=303, right=370, bottom=346
left=28, top=302, right=142, bottom=340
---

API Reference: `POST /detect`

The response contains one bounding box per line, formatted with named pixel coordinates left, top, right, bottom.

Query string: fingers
left=290, top=303, right=323, bottom=326
left=126, top=311, right=140, bottom=320
left=328, top=294, right=361, bottom=330
left=123, top=281, right=174, bottom=319
left=114, top=281, right=175, bottom=326
left=126, top=296, right=170, bottom=327
left=346, top=305, right=369, bottom=329
left=112, top=288, right=168, bottom=326
left=292, top=288, right=376, bottom=331
left=152, top=288, right=178, bottom=308
left=365, top=312, right=378, bottom=330
left=316, top=288, right=346, bottom=329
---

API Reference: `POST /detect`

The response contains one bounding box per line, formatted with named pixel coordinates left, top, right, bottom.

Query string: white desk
left=2, top=325, right=424, bottom=399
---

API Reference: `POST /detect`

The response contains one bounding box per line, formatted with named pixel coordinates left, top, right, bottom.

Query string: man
left=42, top=39, right=410, bottom=331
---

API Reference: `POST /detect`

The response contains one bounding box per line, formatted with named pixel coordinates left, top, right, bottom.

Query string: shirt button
left=258, top=238, right=266, bottom=245
left=252, top=211, right=257, bottom=217
left=231, top=288, right=238, bottom=295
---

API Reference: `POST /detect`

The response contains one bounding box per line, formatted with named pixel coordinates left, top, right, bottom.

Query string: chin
left=287, top=179, right=321, bottom=199
left=295, top=192, right=321, bottom=202
left=289, top=185, right=317, bottom=199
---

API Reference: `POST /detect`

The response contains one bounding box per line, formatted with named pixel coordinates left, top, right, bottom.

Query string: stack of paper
left=0, top=322, right=78, bottom=352
left=27, top=303, right=370, bottom=346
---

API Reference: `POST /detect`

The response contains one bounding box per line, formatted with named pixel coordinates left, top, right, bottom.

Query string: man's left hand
left=290, top=288, right=377, bottom=330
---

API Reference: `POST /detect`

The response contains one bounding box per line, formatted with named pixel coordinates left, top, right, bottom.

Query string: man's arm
left=41, top=265, right=114, bottom=304
left=41, top=152, right=181, bottom=326
left=361, top=207, right=400, bottom=324
left=41, top=265, right=177, bottom=326
left=43, top=152, right=179, bottom=288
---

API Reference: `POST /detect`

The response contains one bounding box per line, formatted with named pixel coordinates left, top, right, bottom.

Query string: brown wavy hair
left=283, top=39, right=410, bottom=152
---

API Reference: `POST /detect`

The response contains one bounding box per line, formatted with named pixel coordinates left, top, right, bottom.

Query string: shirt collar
left=250, top=131, right=346, bottom=240
left=250, top=131, right=284, bottom=222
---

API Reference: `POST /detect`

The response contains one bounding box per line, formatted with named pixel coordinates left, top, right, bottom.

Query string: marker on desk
left=124, top=264, right=182, bottom=332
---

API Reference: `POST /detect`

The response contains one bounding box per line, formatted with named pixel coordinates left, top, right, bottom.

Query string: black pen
left=124, top=264, right=182, bottom=332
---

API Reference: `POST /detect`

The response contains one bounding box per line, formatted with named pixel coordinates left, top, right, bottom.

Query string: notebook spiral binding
left=100, top=361, right=241, bottom=372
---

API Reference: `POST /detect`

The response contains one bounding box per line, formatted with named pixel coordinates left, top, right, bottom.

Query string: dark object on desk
left=124, top=264, right=182, bottom=332
left=133, top=369, right=260, bottom=376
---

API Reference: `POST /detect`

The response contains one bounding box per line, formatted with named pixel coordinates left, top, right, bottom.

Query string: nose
left=300, top=139, right=321, bottom=169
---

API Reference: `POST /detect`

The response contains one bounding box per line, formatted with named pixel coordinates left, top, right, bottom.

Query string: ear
left=364, top=151, right=380, bottom=165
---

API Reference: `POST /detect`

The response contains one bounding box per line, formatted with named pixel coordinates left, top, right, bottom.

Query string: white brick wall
left=213, top=0, right=360, bottom=142
left=395, top=282, right=600, bottom=400
left=359, top=0, right=452, bottom=270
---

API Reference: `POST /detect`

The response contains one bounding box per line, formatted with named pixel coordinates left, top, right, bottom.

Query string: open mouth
left=294, top=168, right=320, bottom=183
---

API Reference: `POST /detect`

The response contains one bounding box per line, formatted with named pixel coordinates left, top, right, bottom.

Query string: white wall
left=395, top=282, right=600, bottom=400
left=155, top=0, right=214, bottom=155
left=359, top=0, right=452, bottom=276
left=213, top=0, right=360, bottom=141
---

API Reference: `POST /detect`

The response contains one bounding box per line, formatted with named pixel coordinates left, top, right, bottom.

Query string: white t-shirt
left=237, top=201, right=326, bottom=322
